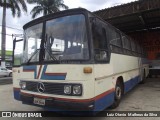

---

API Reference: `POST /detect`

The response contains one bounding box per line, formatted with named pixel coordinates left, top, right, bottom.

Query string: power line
left=0, top=32, right=13, bottom=37
left=0, top=33, right=24, bottom=38
left=0, top=25, right=23, bottom=31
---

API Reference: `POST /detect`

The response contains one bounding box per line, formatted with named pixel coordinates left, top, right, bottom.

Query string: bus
left=13, top=8, right=149, bottom=113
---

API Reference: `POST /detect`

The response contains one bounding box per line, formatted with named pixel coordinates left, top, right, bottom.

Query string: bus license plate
left=34, top=98, right=45, bottom=106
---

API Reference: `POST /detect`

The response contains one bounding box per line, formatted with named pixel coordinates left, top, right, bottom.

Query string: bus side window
left=122, top=34, right=132, bottom=55
left=92, top=20, right=108, bottom=62
left=109, top=28, right=122, bottom=53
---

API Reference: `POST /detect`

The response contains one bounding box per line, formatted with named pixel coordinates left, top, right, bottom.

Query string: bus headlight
left=64, top=85, right=72, bottom=94
left=73, top=85, right=82, bottom=95
left=20, top=81, right=26, bottom=90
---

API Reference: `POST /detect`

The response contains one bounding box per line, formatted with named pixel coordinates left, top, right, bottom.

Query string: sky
left=0, top=0, right=137, bottom=51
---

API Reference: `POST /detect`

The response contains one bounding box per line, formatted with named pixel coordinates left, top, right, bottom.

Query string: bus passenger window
left=92, top=22, right=108, bottom=61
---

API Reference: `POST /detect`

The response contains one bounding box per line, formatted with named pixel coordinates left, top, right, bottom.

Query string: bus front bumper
left=20, top=92, right=95, bottom=111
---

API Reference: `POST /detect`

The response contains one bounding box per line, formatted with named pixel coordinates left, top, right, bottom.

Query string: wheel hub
left=116, top=86, right=121, bottom=99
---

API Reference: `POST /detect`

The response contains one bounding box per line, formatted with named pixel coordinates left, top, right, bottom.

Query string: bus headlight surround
left=64, top=84, right=82, bottom=96
left=20, top=81, right=26, bottom=90
left=73, top=85, right=82, bottom=95
left=64, top=85, right=72, bottom=94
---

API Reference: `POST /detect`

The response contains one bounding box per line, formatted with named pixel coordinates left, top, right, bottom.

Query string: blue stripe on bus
left=40, top=65, right=66, bottom=80
left=94, top=75, right=140, bottom=111
left=14, top=90, right=21, bottom=101
left=23, top=65, right=66, bottom=80
left=124, top=76, right=140, bottom=93
left=94, top=76, right=140, bottom=111
left=23, top=65, right=37, bottom=79
left=14, top=75, right=140, bottom=112
left=94, top=92, right=114, bottom=111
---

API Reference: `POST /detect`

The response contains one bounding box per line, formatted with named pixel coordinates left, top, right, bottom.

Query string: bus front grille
left=24, top=81, right=65, bottom=95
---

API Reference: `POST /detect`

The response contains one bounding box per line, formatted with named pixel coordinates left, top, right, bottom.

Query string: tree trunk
left=1, top=6, right=6, bottom=68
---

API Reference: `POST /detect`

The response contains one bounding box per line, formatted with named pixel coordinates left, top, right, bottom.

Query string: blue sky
left=0, top=0, right=136, bottom=50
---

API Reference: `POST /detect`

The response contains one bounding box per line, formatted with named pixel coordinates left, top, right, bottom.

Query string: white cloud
left=64, top=0, right=137, bottom=11
left=0, top=0, right=136, bottom=50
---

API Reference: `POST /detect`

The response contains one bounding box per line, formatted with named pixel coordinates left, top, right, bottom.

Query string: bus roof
left=23, top=8, right=90, bottom=30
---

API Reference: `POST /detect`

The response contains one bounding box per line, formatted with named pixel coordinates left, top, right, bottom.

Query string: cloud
left=64, top=0, right=137, bottom=11
left=0, top=3, right=32, bottom=50
left=0, top=0, right=136, bottom=50
left=0, top=3, right=37, bottom=50
left=0, top=0, right=137, bottom=33
left=0, top=3, right=35, bottom=30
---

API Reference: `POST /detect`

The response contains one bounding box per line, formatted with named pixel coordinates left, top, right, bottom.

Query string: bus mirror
left=13, top=38, right=23, bottom=50
left=95, top=49, right=108, bottom=61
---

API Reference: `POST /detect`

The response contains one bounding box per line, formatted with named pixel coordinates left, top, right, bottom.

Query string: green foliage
left=0, top=50, right=12, bottom=56
left=0, top=0, right=27, bottom=17
left=0, top=0, right=27, bottom=63
left=14, top=57, right=21, bottom=66
left=27, top=0, right=69, bottom=19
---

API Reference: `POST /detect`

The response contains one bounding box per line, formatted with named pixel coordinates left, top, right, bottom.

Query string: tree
left=27, top=0, right=68, bottom=19
left=0, top=0, right=27, bottom=67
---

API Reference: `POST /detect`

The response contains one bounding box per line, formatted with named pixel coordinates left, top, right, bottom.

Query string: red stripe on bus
left=37, top=65, right=42, bottom=79
left=23, top=70, right=35, bottom=72
left=94, top=88, right=115, bottom=101
left=44, top=73, right=67, bottom=76
left=19, top=88, right=115, bottom=103
left=14, top=88, right=20, bottom=91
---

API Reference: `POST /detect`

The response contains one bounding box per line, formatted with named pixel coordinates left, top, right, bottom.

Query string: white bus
left=13, top=8, right=149, bottom=113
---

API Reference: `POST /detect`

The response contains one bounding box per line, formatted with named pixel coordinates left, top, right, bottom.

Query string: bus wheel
left=110, top=80, right=123, bottom=109
left=140, top=70, right=145, bottom=84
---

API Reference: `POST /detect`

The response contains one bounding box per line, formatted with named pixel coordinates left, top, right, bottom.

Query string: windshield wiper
left=27, top=49, right=40, bottom=64
left=26, top=47, right=60, bottom=64
left=44, top=47, right=58, bottom=61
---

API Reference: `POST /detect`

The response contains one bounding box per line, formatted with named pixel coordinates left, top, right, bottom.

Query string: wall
left=129, top=31, right=160, bottom=60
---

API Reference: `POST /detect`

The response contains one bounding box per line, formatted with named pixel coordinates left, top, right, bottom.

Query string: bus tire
left=110, top=80, right=123, bottom=109
left=140, top=70, right=145, bottom=84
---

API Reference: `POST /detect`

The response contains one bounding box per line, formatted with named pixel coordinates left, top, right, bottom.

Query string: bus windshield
left=23, top=14, right=89, bottom=64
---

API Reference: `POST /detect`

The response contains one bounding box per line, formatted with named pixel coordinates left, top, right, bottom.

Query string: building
left=0, top=50, right=13, bottom=68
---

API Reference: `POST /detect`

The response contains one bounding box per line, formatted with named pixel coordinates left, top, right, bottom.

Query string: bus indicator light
left=84, top=67, right=92, bottom=73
